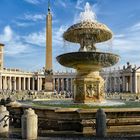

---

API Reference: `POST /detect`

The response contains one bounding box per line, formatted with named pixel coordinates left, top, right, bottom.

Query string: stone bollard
left=0, top=105, right=9, bottom=135
left=22, top=108, right=38, bottom=139
left=95, top=108, right=107, bottom=137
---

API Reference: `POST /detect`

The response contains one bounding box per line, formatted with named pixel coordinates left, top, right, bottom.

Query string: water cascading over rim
left=57, top=2, right=119, bottom=103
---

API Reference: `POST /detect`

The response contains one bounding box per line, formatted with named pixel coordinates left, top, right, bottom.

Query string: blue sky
left=0, top=0, right=140, bottom=71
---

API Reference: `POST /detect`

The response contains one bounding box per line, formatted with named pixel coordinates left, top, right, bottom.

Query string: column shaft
left=9, top=77, right=11, bottom=90
left=23, top=77, right=25, bottom=90
left=32, top=78, right=35, bottom=90
left=14, top=77, right=16, bottom=90
left=40, top=78, right=42, bottom=90
left=135, top=74, right=137, bottom=93
left=4, top=76, right=7, bottom=90
left=19, top=77, right=21, bottom=91
left=37, top=78, right=39, bottom=91
left=28, top=77, right=30, bottom=90
left=122, top=76, right=125, bottom=92
left=58, top=78, right=60, bottom=92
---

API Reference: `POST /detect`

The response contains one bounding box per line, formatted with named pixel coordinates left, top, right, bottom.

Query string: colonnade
left=0, top=75, right=74, bottom=92
left=106, top=74, right=140, bottom=93
left=0, top=76, right=45, bottom=91
left=105, top=76, right=122, bottom=92
left=122, top=75, right=133, bottom=93
left=0, top=70, right=140, bottom=93
left=53, top=78, right=74, bottom=92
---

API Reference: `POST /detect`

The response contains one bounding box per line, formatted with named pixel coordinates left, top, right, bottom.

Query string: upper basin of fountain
left=63, top=21, right=112, bottom=44
left=63, top=2, right=112, bottom=45
left=57, top=52, right=119, bottom=71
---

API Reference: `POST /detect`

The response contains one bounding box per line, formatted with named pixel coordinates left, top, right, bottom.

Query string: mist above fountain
left=57, top=2, right=119, bottom=103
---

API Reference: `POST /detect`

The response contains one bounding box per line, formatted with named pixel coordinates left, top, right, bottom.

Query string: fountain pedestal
left=74, top=71, right=105, bottom=103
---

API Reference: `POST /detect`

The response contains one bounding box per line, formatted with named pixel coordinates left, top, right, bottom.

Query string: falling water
left=80, top=2, right=97, bottom=22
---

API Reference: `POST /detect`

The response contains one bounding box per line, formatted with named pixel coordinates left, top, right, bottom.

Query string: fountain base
left=74, top=70, right=105, bottom=103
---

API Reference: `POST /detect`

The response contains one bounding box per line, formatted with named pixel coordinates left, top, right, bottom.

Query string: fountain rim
left=57, top=51, right=120, bottom=59
left=56, top=51, right=120, bottom=70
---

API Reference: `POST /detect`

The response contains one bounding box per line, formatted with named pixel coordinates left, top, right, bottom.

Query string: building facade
left=0, top=58, right=140, bottom=94
left=0, top=67, right=75, bottom=93
left=101, top=62, right=140, bottom=93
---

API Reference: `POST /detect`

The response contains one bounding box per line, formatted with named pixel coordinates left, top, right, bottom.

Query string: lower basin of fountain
left=57, top=51, right=119, bottom=70
left=8, top=99, right=140, bottom=137
left=31, top=99, right=125, bottom=109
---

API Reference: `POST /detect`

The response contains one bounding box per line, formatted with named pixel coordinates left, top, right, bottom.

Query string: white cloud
left=23, top=13, right=46, bottom=21
left=0, top=26, right=13, bottom=42
left=53, top=25, right=67, bottom=46
left=114, top=34, right=125, bottom=38
left=23, top=28, right=45, bottom=46
left=24, top=0, right=40, bottom=5
left=23, top=25, right=67, bottom=48
left=0, top=25, right=32, bottom=55
left=129, top=22, right=140, bottom=31
left=13, top=21, right=34, bottom=27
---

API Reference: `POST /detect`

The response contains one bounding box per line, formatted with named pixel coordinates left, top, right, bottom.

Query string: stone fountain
left=57, top=2, right=119, bottom=103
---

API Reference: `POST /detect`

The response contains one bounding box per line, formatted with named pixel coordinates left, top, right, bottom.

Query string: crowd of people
left=0, top=89, right=73, bottom=101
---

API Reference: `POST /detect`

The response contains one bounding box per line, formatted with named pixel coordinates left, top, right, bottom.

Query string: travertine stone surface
left=22, top=108, right=38, bottom=139
left=74, top=71, right=105, bottom=103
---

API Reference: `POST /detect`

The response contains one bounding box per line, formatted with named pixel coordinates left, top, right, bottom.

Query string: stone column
left=22, top=108, right=38, bottom=139
left=126, top=77, right=128, bottom=92
left=23, top=77, right=25, bottom=90
left=135, top=74, right=138, bottom=93
left=37, top=78, right=39, bottom=91
left=130, top=74, right=132, bottom=93
left=137, top=76, right=139, bottom=93
left=58, top=78, right=60, bottom=92
left=53, top=78, right=56, bottom=90
left=14, top=77, right=16, bottom=90
left=113, top=77, right=116, bottom=92
left=8, top=77, right=11, bottom=90
left=32, top=78, right=35, bottom=90
left=118, top=77, right=121, bottom=92
left=28, top=77, right=30, bottom=90
left=40, top=78, right=42, bottom=91
left=4, top=76, right=7, bottom=90
left=66, top=78, right=69, bottom=91
left=122, top=76, right=125, bottom=92
left=62, top=78, right=64, bottom=91
left=109, top=77, right=111, bottom=92
left=71, top=78, right=73, bottom=92
left=18, top=77, right=21, bottom=91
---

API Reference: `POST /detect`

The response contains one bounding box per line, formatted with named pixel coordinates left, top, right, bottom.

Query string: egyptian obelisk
left=45, top=0, right=53, bottom=91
